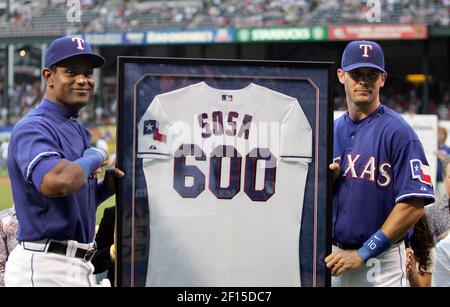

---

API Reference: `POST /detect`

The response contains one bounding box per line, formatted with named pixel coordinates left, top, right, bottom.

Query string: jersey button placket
left=350, top=129, right=356, bottom=141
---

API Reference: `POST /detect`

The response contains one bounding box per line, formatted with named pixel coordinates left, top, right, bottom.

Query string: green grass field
left=0, top=175, right=115, bottom=224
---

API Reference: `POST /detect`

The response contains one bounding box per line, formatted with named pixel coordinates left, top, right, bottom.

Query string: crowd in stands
left=0, top=0, right=448, bottom=37
left=1, top=84, right=116, bottom=126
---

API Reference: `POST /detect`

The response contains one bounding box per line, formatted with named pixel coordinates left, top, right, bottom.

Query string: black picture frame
left=116, top=57, right=334, bottom=287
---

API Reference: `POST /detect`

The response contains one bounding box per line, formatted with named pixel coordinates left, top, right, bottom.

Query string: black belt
left=332, top=240, right=362, bottom=250
left=22, top=240, right=97, bottom=262
left=48, top=241, right=97, bottom=262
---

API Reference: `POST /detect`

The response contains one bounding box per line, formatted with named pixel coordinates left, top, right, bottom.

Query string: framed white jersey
left=137, top=82, right=311, bottom=286
left=117, top=57, right=334, bottom=287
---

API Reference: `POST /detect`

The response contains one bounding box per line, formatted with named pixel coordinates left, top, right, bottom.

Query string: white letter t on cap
left=359, top=44, right=372, bottom=58
left=72, top=37, right=85, bottom=50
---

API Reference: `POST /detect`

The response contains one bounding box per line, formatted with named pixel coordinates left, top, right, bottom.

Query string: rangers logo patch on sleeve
left=410, top=159, right=432, bottom=186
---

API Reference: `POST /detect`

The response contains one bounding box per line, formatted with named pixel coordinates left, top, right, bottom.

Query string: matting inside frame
left=117, top=58, right=333, bottom=287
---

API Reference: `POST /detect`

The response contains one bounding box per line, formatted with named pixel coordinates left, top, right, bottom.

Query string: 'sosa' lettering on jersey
left=198, top=111, right=253, bottom=139
left=137, top=82, right=312, bottom=286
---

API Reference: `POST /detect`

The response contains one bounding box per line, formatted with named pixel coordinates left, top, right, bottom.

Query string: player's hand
left=110, top=243, right=116, bottom=262
left=329, top=162, right=340, bottom=183
left=405, top=247, right=423, bottom=286
left=405, top=247, right=416, bottom=279
left=325, top=250, right=363, bottom=276
left=110, top=225, right=117, bottom=262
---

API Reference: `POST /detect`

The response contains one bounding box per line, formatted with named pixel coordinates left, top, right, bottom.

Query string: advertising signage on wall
left=237, top=26, right=327, bottom=42
left=146, top=28, right=234, bottom=44
left=83, top=29, right=234, bottom=45
left=329, top=24, right=428, bottom=40
left=82, top=24, right=428, bottom=46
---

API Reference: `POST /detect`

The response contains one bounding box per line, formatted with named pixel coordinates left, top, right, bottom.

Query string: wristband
left=83, top=147, right=107, bottom=161
left=357, top=230, right=391, bottom=263
left=74, top=148, right=105, bottom=180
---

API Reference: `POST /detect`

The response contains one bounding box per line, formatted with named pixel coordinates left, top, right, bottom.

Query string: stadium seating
left=0, top=0, right=448, bottom=37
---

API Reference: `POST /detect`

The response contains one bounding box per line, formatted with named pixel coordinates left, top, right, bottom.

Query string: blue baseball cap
left=341, top=40, right=386, bottom=73
left=44, top=36, right=105, bottom=68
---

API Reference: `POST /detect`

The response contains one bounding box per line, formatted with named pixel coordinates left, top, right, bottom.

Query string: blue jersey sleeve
left=392, top=140, right=435, bottom=205
left=12, top=121, right=62, bottom=191
left=31, top=156, right=61, bottom=191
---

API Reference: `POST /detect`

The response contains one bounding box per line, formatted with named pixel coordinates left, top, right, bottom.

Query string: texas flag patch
left=410, top=159, right=432, bottom=186
left=143, top=119, right=166, bottom=142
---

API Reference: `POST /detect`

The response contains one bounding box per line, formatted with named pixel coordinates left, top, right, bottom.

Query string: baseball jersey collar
left=345, top=104, right=384, bottom=127
left=38, top=99, right=80, bottom=120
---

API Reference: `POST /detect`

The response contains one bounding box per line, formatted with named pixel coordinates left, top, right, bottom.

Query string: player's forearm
left=40, top=160, right=86, bottom=197
left=381, top=198, right=425, bottom=244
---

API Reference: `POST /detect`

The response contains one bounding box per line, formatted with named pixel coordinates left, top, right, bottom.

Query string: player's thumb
left=329, top=162, right=340, bottom=181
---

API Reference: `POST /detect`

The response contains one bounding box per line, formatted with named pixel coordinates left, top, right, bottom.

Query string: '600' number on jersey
left=173, top=144, right=276, bottom=202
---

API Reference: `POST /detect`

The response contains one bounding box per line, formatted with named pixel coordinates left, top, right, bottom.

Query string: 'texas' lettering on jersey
left=334, top=154, right=392, bottom=187
left=198, top=111, right=253, bottom=139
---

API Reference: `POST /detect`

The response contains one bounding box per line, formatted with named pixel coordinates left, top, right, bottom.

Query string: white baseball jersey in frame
left=137, top=81, right=312, bottom=286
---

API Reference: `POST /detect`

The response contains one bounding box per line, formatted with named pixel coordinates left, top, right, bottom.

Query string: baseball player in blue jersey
left=325, top=40, right=435, bottom=287
left=5, top=36, right=124, bottom=287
